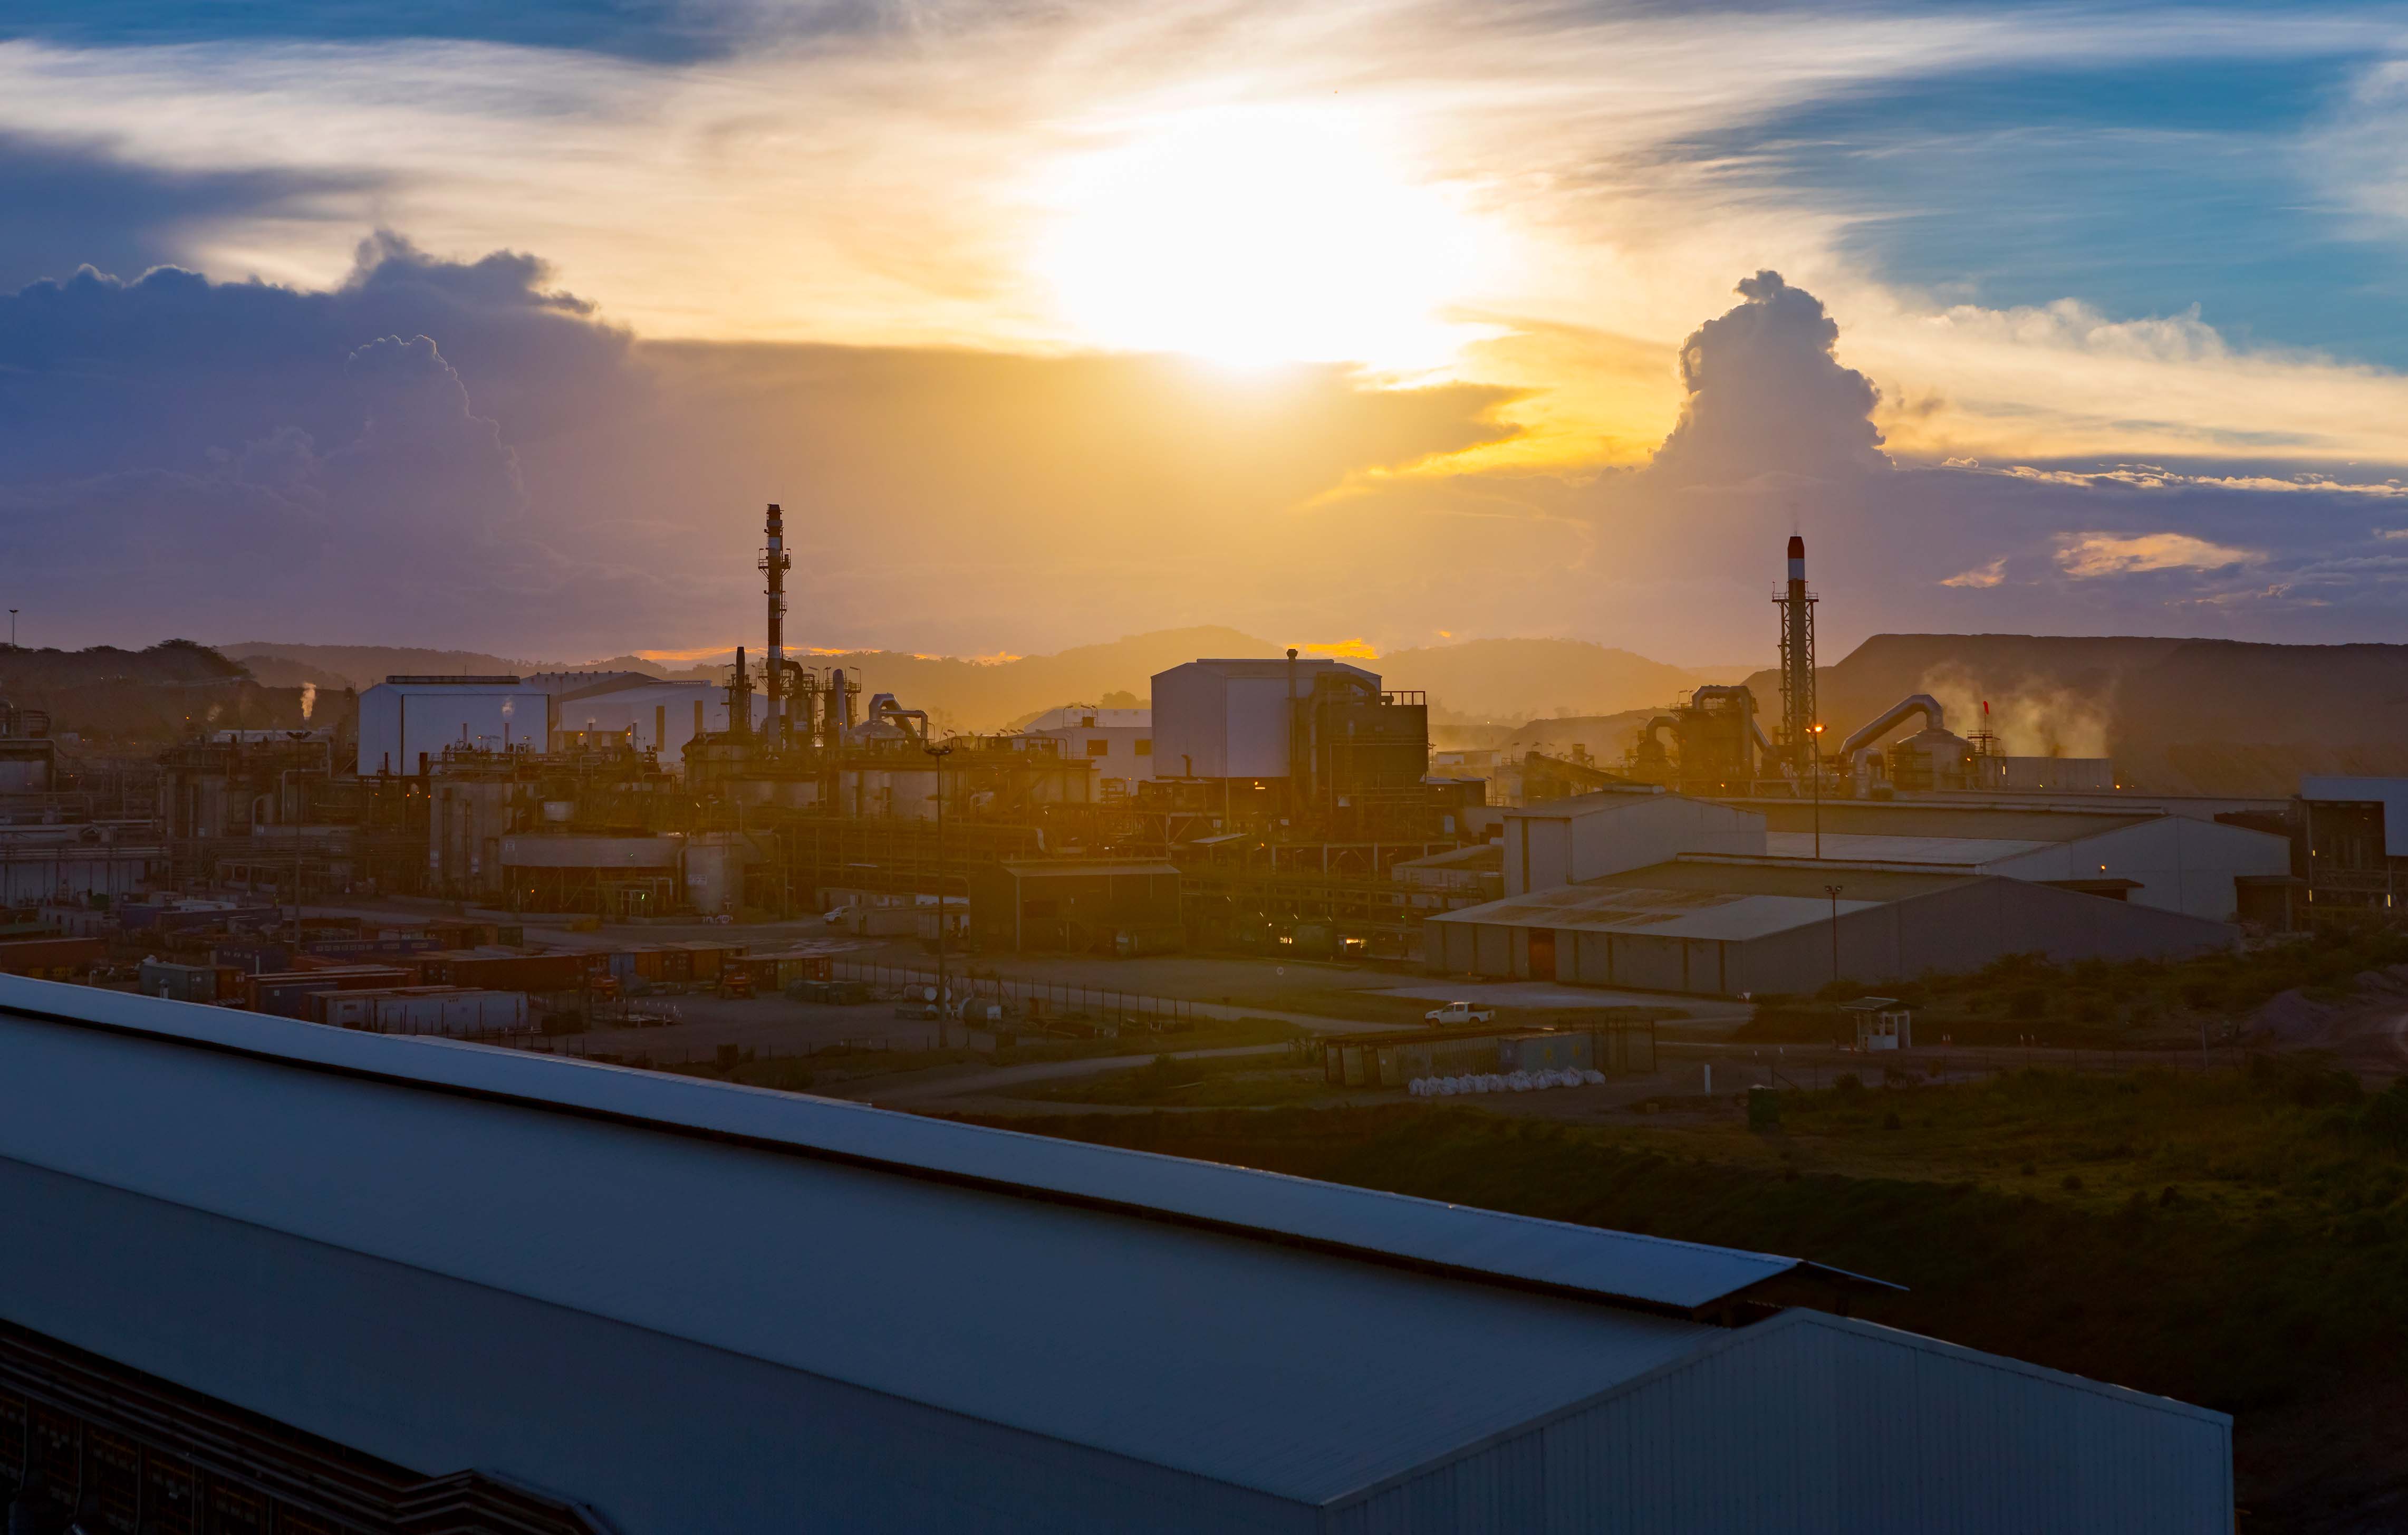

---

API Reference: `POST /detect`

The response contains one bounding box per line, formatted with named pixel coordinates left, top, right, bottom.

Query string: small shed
left=1842, top=995, right=1913, bottom=1051
left=971, top=860, right=1181, bottom=953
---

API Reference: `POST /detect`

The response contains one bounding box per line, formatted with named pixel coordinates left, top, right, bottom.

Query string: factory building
left=1023, top=705, right=1155, bottom=799
left=1152, top=656, right=1428, bottom=809
left=356, top=676, right=554, bottom=776
left=2298, top=775, right=2408, bottom=912
left=1717, top=799, right=2291, bottom=923
left=1429, top=857, right=2237, bottom=995
left=0, top=977, right=2232, bottom=1533
left=543, top=674, right=770, bottom=760
left=969, top=858, right=1182, bottom=952
left=1501, top=783, right=1766, bottom=895
left=1432, top=786, right=2264, bottom=993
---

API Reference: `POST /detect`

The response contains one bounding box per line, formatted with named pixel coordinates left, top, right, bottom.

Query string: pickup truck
left=1423, top=1001, right=1496, bottom=1026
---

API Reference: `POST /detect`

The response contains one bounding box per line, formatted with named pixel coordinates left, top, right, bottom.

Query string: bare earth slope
left=1742, top=634, right=2408, bottom=795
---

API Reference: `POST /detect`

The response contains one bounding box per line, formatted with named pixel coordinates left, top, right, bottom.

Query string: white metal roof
left=0, top=976, right=1900, bottom=1504
left=1764, top=831, right=2055, bottom=866
left=1430, top=882, right=1888, bottom=942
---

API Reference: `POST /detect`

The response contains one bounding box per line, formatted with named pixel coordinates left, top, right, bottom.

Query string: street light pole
left=926, top=740, right=955, bottom=1039
left=1824, top=882, right=1844, bottom=986
left=1808, top=722, right=1825, bottom=859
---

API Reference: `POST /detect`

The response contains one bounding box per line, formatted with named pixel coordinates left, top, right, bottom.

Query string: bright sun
left=1034, top=105, right=1489, bottom=369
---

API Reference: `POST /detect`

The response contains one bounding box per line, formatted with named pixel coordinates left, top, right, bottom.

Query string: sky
left=5, top=1, right=2408, bottom=664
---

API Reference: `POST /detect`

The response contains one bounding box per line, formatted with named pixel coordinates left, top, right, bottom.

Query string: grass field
left=973, top=1061, right=2408, bottom=1531
left=1739, top=916, right=2408, bottom=1050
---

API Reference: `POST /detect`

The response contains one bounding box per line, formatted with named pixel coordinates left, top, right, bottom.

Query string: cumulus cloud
left=0, top=236, right=1533, bottom=654
left=2055, top=531, right=2265, bottom=578
left=1644, top=271, right=1889, bottom=488
left=0, top=131, right=381, bottom=296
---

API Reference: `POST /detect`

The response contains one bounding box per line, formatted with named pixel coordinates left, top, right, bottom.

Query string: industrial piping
left=1687, top=685, right=1771, bottom=773
left=1838, top=694, right=1945, bottom=776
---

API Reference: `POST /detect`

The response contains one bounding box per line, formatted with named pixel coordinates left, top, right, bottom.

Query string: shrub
left=2248, top=1051, right=2364, bottom=1110
left=2363, top=1080, right=2408, bottom=1149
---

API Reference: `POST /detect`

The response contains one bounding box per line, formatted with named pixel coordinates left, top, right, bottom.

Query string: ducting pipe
left=1839, top=694, right=1945, bottom=775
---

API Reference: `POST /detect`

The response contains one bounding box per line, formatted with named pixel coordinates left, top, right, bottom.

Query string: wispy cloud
left=1941, top=557, right=2006, bottom=588
left=2056, top=532, right=2265, bottom=578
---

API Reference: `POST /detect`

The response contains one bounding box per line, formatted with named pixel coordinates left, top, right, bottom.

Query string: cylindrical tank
left=1887, top=728, right=1976, bottom=792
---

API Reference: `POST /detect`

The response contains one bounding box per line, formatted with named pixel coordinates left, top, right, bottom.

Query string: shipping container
left=418, top=950, right=594, bottom=993
left=1323, top=1024, right=1656, bottom=1088
left=298, top=937, right=442, bottom=961
left=320, top=987, right=530, bottom=1037
left=247, top=966, right=413, bottom=1019
left=0, top=936, right=107, bottom=978
left=138, top=960, right=244, bottom=1005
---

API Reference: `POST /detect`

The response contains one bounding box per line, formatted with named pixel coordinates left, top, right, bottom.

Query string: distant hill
left=0, top=640, right=325, bottom=744
left=1380, top=639, right=1759, bottom=726
left=1737, top=634, right=2408, bottom=796
left=217, top=642, right=569, bottom=692
left=220, top=629, right=1278, bottom=733
left=221, top=630, right=1754, bottom=735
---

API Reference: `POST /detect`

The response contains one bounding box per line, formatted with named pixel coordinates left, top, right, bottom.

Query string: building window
left=1134, top=738, right=1152, bottom=756
left=1086, top=738, right=1110, bottom=756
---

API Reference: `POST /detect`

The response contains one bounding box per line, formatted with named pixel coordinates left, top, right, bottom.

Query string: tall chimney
left=761, top=503, right=790, bottom=741
left=1775, top=534, right=1818, bottom=781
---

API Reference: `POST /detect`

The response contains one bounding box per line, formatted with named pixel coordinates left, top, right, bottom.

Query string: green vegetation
left=1739, top=916, right=2408, bottom=1048
left=979, top=1063, right=2408, bottom=1528
left=1005, top=1052, right=1330, bottom=1108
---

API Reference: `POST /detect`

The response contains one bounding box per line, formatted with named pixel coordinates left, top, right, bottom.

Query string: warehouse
left=0, top=976, right=2230, bottom=1532
left=1428, top=856, right=2238, bottom=995
left=970, top=857, right=1182, bottom=953
left=355, top=676, right=553, bottom=775
left=1716, top=799, right=2291, bottom=922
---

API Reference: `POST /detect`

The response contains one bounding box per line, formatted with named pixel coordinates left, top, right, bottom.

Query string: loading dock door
left=1528, top=929, right=1556, bottom=982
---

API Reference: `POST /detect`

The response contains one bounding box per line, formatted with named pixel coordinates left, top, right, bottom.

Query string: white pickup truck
left=1423, top=1001, right=1496, bottom=1026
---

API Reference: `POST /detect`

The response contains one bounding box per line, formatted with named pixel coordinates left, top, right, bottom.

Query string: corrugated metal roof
left=1597, top=858, right=1981, bottom=901
left=1726, top=800, right=2155, bottom=842
left=1764, top=831, right=2055, bottom=865
left=0, top=977, right=1870, bottom=1324
left=1431, top=884, right=1889, bottom=942
left=0, top=991, right=1740, bottom=1504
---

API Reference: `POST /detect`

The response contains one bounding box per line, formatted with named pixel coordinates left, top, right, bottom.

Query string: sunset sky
left=5, top=2, right=2408, bottom=662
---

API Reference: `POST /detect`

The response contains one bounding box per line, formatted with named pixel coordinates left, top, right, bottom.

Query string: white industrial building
left=1024, top=705, right=1156, bottom=797
left=1152, top=657, right=1380, bottom=779
left=355, top=675, right=554, bottom=775
left=1502, top=783, right=1767, bottom=895
left=0, top=976, right=2232, bottom=1533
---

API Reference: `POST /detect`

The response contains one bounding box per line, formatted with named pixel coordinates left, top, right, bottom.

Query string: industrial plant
left=0, top=503, right=2382, bottom=1533
left=0, top=511, right=2356, bottom=999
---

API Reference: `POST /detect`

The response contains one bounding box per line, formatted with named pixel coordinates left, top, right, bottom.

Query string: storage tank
left=1150, top=657, right=1382, bottom=779
left=1886, top=727, right=1977, bottom=792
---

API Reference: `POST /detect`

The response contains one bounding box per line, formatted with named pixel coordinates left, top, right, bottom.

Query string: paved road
left=834, top=1043, right=1293, bottom=1105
